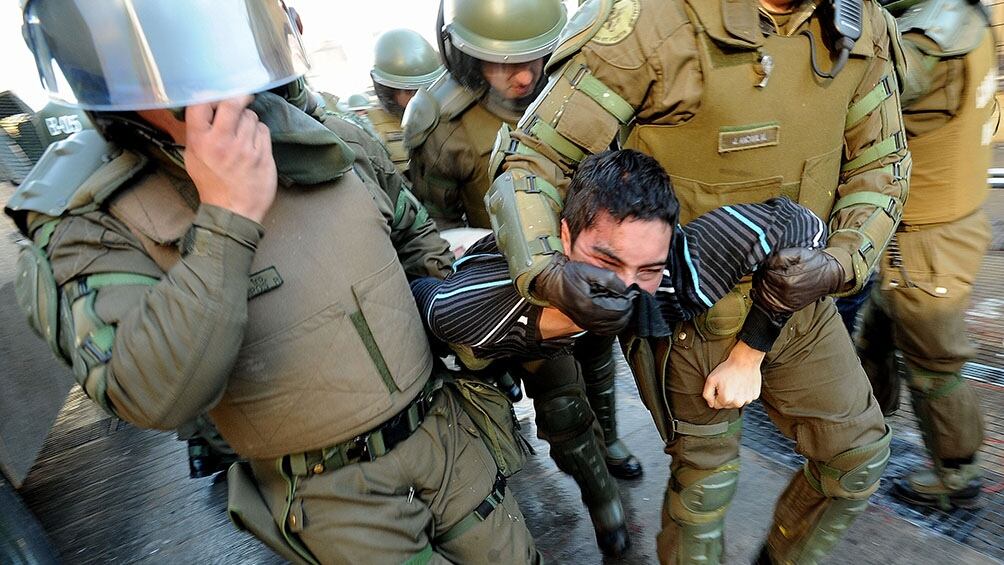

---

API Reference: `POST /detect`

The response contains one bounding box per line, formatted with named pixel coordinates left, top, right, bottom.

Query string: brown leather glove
left=752, top=248, right=845, bottom=315
left=532, top=253, right=638, bottom=335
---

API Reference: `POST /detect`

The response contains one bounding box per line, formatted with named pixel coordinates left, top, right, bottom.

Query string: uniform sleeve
left=665, top=198, right=828, bottom=350
left=48, top=205, right=262, bottom=430
left=491, top=1, right=697, bottom=298
left=825, top=5, right=911, bottom=295
left=408, top=121, right=472, bottom=230
left=330, top=115, right=455, bottom=279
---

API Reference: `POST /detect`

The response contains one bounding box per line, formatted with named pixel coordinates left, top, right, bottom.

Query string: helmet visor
left=23, top=0, right=310, bottom=111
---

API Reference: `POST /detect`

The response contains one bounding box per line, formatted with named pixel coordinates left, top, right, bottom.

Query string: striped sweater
left=411, top=198, right=827, bottom=362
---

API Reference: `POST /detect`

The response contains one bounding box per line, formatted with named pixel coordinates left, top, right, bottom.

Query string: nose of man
left=511, top=67, right=535, bottom=90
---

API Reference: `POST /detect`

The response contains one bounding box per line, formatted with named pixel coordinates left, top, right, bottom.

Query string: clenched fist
left=184, top=95, right=277, bottom=223
left=752, top=248, right=845, bottom=315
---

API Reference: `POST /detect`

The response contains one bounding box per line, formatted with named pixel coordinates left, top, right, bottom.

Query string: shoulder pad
left=401, top=87, right=440, bottom=150
left=429, top=73, right=480, bottom=121
left=548, top=0, right=617, bottom=71
left=896, top=0, right=986, bottom=57
left=403, top=73, right=481, bottom=150
left=5, top=129, right=147, bottom=235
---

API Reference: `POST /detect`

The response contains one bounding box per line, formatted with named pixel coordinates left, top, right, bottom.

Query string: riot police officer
left=405, top=0, right=643, bottom=556
left=484, top=0, right=910, bottom=562
left=7, top=1, right=539, bottom=562
left=859, top=0, right=997, bottom=510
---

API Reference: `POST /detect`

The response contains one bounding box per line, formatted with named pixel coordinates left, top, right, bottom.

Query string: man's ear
left=560, top=219, right=572, bottom=255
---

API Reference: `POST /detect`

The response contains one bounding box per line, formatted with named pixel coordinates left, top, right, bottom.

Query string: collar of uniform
left=685, top=0, right=763, bottom=49
left=757, top=0, right=820, bottom=37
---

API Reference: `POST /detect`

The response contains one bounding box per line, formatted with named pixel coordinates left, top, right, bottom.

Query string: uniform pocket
left=798, top=148, right=841, bottom=218
left=670, top=175, right=783, bottom=223
left=352, top=259, right=433, bottom=394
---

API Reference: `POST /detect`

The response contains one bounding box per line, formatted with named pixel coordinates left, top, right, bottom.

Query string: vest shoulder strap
left=403, top=73, right=478, bottom=149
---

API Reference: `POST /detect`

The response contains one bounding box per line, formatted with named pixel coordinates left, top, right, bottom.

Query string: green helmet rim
left=446, top=3, right=567, bottom=64
left=370, top=65, right=447, bottom=90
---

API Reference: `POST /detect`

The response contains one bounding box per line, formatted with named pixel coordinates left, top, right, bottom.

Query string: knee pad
left=907, top=367, right=964, bottom=399
left=535, top=395, right=595, bottom=444
left=669, top=459, right=741, bottom=525
left=810, top=426, right=892, bottom=500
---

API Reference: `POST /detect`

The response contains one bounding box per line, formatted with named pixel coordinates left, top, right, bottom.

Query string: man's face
left=394, top=88, right=417, bottom=110
left=481, top=58, right=544, bottom=100
left=561, top=211, right=672, bottom=295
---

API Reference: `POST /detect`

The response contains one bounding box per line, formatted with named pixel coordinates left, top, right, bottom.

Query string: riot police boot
left=579, top=344, right=643, bottom=480
left=535, top=394, right=631, bottom=557
left=892, top=461, right=983, bottom=510
left=187, top=438, right=239, bottom=479
left=589, top=496, right=631, bottom=558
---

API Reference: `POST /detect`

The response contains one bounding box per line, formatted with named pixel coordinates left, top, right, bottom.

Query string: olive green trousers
left=858, top=211, right=990, bottom=461
left=250, top=388, right=538, bottom=564
left=660, top=297, right=887, bottom=563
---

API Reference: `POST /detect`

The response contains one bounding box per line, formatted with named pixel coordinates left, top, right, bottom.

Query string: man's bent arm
left=50, top=205, right=262, bottom=429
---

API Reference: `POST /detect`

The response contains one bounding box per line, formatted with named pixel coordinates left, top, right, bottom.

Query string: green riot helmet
left=370, top=29, right=446, bottom=116
left=20, top=0, right=310, bottom=111
left=346, top=94, right=371, bottom=111
left=439, top=0, right=567, bottom=92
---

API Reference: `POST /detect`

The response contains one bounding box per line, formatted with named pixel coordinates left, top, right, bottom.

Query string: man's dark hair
left=561, top=149, right=679, bottom=242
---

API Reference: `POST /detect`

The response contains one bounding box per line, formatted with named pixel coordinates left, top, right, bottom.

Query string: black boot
left=187, top=438, right=239, bottom=479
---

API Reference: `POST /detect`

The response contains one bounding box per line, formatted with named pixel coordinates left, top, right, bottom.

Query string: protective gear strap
left=525, top=116, right=587, bottom=164
left=674, top=417, right=738, bottom=438
left=562, top=63, right=634, bottom=125
left=841, top=131, right=906, bottom=172
left=845, top=76, right=894, bottom=129
left=434, top=473, right=507, bottom=544
left=829, top=191, right=899, bottom=216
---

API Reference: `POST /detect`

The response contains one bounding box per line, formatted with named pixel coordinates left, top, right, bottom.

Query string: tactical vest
left=366, top=106, right=410, bottom=175
left=901, top=28, right=995, bottom=225
left=625, top=3, right=872, bottom=225
left=11, top=135, right=434, bottom=460
left=454, top=101, right=519, bottom=229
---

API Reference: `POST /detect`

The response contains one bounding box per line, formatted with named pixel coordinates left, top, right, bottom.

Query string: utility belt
left=283, top=379, right=440, bottom=477
left=693, top=279, right=754, bottom=340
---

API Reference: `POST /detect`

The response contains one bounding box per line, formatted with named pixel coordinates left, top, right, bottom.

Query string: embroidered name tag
left=248, top=266, right=283, bottom=299
left=718, top=123, right=780, bottom=153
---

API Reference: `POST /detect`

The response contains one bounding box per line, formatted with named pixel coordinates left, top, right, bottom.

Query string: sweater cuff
left=737, top=302, right=787, bottom=353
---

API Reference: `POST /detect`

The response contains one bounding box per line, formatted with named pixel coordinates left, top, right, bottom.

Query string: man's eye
left=638, top=270, right=661, bottom=282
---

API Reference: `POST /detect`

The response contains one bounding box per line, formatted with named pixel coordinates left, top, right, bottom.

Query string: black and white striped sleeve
left=410, top=236, right=576, bottom=361
left=661, top=197, right=828, bottom=350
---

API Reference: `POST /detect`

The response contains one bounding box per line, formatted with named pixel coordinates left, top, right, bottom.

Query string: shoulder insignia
left=5, top=130, right=147, bottom=235
left=896, top=0, right=986, bottom=57
left=594, top=0, right=642, bottom=45
left=549, top=0, right=617, bottom=70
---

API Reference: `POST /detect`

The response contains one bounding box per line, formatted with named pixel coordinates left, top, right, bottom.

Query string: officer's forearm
left=107, top=205, right=262, bottom=430
left=829, top=53, right=911, bottom=295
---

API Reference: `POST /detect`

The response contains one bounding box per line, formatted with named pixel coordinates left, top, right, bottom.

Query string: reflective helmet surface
left=346, top=94, right=371, bottom=110
left=443, top=0, right=567, bottom=64
left=370, top=29, right=446, bottom=90
left=21, top=0, right=310, bottom=111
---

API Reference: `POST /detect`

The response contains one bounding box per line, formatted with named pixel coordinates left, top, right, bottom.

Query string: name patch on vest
left=248, top=266, right=284, bottom=299
left=718, top=123, right=780, bottom=153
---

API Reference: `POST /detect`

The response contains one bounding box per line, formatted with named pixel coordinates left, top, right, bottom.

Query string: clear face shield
left=22, top=0, right=311, bottom=111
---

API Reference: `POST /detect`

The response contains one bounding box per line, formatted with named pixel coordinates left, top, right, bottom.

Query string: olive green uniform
left=407, top=75, right=523, bottom=230
left=6, top=93, right=537, bottom=564
left=857, top=0, right=995, bottom=503
left=406, top=72, right=637, bottom=551
left=486, top=0, right=910, bottom=562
